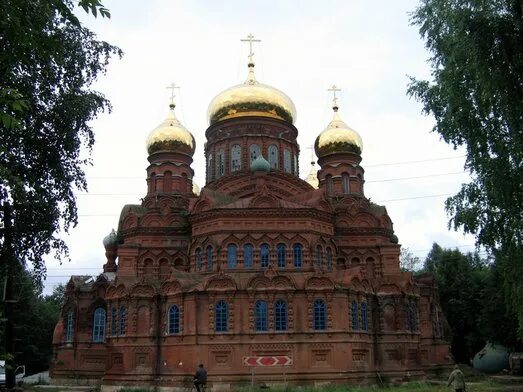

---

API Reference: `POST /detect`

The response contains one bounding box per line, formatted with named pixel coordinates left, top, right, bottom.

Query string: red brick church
left=51, top=38, right=451, bottom=389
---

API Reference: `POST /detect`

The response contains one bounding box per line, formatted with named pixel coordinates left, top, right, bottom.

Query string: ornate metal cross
left=328, top=85, right=341, bottom=108
left=166, top=82, right=180, bottom=104
left=241, top=33, right=261, bottom=64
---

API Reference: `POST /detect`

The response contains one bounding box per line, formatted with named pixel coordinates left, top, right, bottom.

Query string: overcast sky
left=43, top=0, right=478, bottom=293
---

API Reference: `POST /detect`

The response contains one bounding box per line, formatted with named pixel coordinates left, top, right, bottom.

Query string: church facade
left=51, top=44, right=451, bottom=389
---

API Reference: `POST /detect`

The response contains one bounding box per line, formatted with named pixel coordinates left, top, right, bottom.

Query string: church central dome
left=207, top=64, right=297, bottom=125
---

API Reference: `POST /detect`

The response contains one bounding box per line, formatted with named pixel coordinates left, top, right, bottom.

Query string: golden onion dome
left=207, top=63, right=297, bottom=125
left=146, top=103, right=195, bottom=156
left=314, top=107, right=363, bottom=159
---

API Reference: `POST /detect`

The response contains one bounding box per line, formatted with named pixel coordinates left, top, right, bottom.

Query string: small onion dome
left=305, top=162, right=319, bottom=188
left=103, top=229, right=117, bottom=247
left=146, top=103, right=195, bottom=156
left=314, top=108, right=363, bottom=159
left=207, top=63, right=297, bottom=125
left=250, top=155, right=271, bottom=173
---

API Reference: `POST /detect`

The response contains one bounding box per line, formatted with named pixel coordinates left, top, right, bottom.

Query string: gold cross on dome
left=328, top=85, right=341, bottom=108
left=241, top=33, right=261, bottom=64
left=166, top=82, right=180, bottom=105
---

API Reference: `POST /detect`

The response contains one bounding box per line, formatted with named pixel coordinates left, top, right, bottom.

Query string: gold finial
left=328, top=85, right=341, bottom=112
left=240, top=33, right=261, bottom=66
left=166, top=82, right=180, bottom=109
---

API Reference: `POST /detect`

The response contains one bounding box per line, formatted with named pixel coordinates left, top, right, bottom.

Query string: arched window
left=277, top=243, right=286, bottom=268
left=268, top=144, right=278, bottom=168
left=227, top=244, right=237, bottom=269
left=316, top=245, right=322, bottom=268
left=207, top=154, right=213, bottom=182
left=111, top=307, right=117, bottom=336
left=352, top=301, right=359, bottom=331
left=326, top=248, right=332, bottom=271
left=65, top=310, right=74, bottom=343
left=326, top=174, right=333, bottom=195
left=231, top=144, right=242, bottom=172
left=283, top=149, right=292, bottom=173
left=164, top=171, right=173, bottom=192
left=407, top=303, right=418, bottom=332
left=260, top=244, right=270, bottom=268
left=313, top=299, right=326, bottom=331
left=293, top=154, right=298, bottom=175
left=255, top=300, right=268, bottom=332
left=274, top=300, right=287, bottom=331
left=216, top=149, right=225, bottom=178
left=206, top=245, right=213, bottom=271
left=215, top=300, right=228, bottom=332
left=168, top=305, right=180, bottom=334
left=119, top=306, right=126, bottom=336
left=361, top=303, right=368, bottom=331
left=195, top=248, right=202, bottom=271
left=249, top=144, right=261, bottom=163
left=342, top=173, right=350, bottom=194
left=244, top=244, right=254, bottom=268
left=293, top=243, right=302, bottom=268
left=92, top=307, right=106, bottom=343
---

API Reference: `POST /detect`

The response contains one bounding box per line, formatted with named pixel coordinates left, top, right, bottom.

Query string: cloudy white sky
left=44, top=0, right=478, bottom=293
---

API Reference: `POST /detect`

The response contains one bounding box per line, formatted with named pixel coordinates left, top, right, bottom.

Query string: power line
left=364, top=155, right=466, bottom=168
left=366, top=171, right=466, bottom=183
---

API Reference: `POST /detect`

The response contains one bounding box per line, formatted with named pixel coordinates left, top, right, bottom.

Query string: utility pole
left=1, top=201, right=16, bottom=389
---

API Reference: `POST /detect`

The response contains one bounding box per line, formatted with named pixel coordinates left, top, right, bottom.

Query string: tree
left=0, top=0, right=121, bottom=386
left=408, top=0, right=523, bottom=337
left=400, top=247, right=421, bottom=271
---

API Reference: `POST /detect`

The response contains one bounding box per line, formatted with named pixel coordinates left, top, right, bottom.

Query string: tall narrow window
left=150, top=172, right=157, bottom=193
left=274, top=300, right=288, bottom=331
left=119, top=306, right=126, bottom=336
left=207, top=245, right=213, bottom=271
left=255, top=300, right=268, bottom=332
left=249, top=144, right=261, bottom=163
left=326, top=248, right=332, bottom=271
left=342, top=173, right=350, bottom=194
left=92, top=307, right=106, bottom=343
left=326, top=175, right=333, bottom=195
left=111, top=307, right=117, bottom=336
left=215, top=300, right=228, bottom=332
left=164, top=171, right=173, bottom=192
left=260, top=244, right=270, bottom=268
left=283, top=149, right=291, bottom=173
left=168, top=305, right=180, bottom=334
left=293, top=244, right=302, bottom=268
left=65, top=310, right=74, bottom=343
left=227, top=244, right=237, bottom=269
left=277, top=243, right=286, bottom=268
left=231, top=144, right=242, bottom=172
left=244, top=244, right=254, bottom=268
left=216, top=149, right=225, bottom=178
left=195, top=248, right=202, bottom=271
left=407, top=303, right=418, bottom=332
left=352, top=301, right=359, bottom=331
left=361, top=303, right=368, bottom=331
left=313, top=299, right=326, bottom=331
left=207, top=154, right=214, bottom=182
left=268, top=145, right=278, bottom=168
left=293, top=154, right=298, bottom=175
left=316, top=245, right=322, bottom=268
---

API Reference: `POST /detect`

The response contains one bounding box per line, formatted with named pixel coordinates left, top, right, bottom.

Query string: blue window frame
left=92, top=307, right=106, bottom=343
left=119, top=306, right=126, bottom=336
left=277, top=244, right=286, bottom=268
left=326, top=248, right=332, bottom=271
left=255, top=300, right=268, bottom=332
left=111, top=307, right=117, bottom=336
left=274, top=300, right=287, bottom=331
left=352, top=301, right=359, bottom=331
left=196, top=248, right=202, bottom=271
left=207, top=245, right=213, bottom=271
left=168, top=305, right=180, bottom=334
left=65, top=310, right=74, bottom=343
left=244, top=244, right=253, bottom=268
left=293, top=244, right=302, bottom=268
left=260, top=244, right=270, bottom=268
left=316, top=246, right=322, bottom=268
left=215, top=300, right=228, bottom=332
left=361, top=303, right=368, bottom=331
left=227, top=244, right=237, bottom=269
left=313, top=299, right=326, bottom=330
